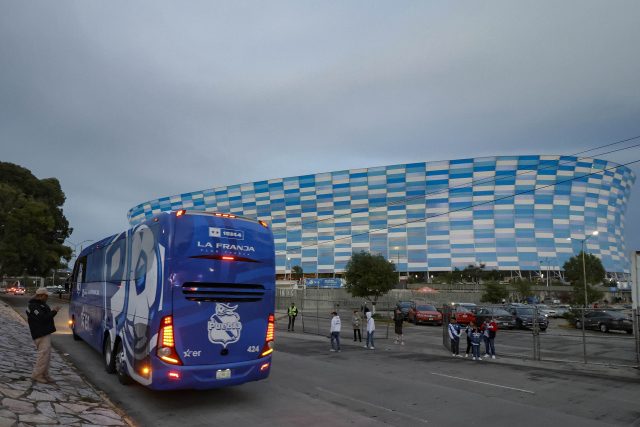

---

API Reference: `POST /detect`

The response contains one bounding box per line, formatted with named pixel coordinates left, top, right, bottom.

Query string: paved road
left=3, top=294, right=640, bottom=426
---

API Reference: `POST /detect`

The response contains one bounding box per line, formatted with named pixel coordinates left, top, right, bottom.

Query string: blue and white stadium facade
left=128, top=156, right=635, bottom=276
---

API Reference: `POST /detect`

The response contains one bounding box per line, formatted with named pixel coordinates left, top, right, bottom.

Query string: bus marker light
left=141, top=366, right=151, bottom=377
left=221, top=256, right=235, bottom=261
left=168, top=371, right=180, bottom=380
left=259, top=220, right=269, bottom=228
left=176, top=210, right=186, bottom=217
left=260, top=362, right=270, bottom=372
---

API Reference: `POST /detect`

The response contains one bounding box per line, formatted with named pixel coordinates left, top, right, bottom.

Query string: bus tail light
left=260, top=314, right=275, bottom=357
left=176, top=209, right=186, bottom=217
left=168, top=371, right=181, bottom=380
left=157, top=316, right=182, bottom=365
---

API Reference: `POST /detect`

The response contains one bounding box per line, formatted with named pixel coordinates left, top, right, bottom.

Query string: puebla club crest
left=207, top=303, right=243, bottom=348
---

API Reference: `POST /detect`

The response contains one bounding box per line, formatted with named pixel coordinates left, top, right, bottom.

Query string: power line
left=289, top=135, right=640, bottom=230
left=277, top=157, right=640, bottom=255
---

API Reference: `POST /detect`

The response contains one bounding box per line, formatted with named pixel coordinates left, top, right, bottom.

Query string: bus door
left=169, top=213, right=275, bottom=367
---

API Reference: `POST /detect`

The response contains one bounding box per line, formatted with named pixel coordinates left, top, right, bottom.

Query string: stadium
left=128, top=155, right=635, bottom=279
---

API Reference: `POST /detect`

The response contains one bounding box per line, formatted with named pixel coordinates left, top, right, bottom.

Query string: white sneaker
left=478, top=357, right=482, bottom=361
left=400, top=342, right=404, bottom=346
left=370, top=347, right=375, bottom=350
left=492, top=355, right=496, bottom=359
left=364, top=345, right=369, bottom=349
left=472, top=357, right=476, bottom=361
left=452, top=353, right=456, bottom=357
left=465, top=354, right=469, bottom=358
left=483, top=354, right=489, bottom=358
left=330, top=349, right=336, bottom=352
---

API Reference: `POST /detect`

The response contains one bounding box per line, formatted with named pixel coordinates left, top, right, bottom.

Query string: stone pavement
left=0, top=301, right=132, bottom=427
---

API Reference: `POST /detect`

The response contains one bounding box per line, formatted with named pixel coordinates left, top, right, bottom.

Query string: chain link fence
left=440, top=304, right=639, bottom=367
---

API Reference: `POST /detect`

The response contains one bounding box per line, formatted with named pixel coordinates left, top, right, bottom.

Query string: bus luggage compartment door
left=172, top=282, right=269, bottom=366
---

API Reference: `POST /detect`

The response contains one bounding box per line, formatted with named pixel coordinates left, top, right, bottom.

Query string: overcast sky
left=1, top=1, right=639, bottom=256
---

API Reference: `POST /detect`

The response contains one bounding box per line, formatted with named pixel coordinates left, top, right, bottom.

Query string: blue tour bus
left=68, top=209, right=275, bottom=390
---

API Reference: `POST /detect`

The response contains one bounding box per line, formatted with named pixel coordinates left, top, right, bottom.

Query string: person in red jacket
left=483, top=318, right=498, bottom=359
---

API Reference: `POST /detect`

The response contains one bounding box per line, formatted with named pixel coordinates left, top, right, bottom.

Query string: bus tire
left=103, top=335, right=116, bottom=374
left=115, top=340, right=133, bottom=385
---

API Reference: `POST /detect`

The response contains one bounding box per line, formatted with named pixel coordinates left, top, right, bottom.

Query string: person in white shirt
left=365, top=311, right=376, bottom=350
left=330, top=311, right=342, bottom=352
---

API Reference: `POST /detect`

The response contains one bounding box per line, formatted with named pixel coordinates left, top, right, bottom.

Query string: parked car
left=474, top=306, right=516, bottom=329
left=408, top=304, right=443, bottom=325
left=505, top=304, right=548, bottom=331
left=451, top=303, right=477, bottom=325
left=575, top=310, right=633, bottom=334
left=45, top=285, right=66, bottom=296
left=396, top=301, right=415, bottom=320
left=550, top=304, right=571, bottom=318
left=534, top=304, right=556, bottom=318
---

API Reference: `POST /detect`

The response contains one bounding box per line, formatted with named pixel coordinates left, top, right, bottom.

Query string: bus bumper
left=147, top=356, right=272, bottom=390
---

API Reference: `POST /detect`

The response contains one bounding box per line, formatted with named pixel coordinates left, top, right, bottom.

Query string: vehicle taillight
left=176, top=209, right=186, bottom=217
left=157, top=316, right=182, bottom=365
left=221, top=256, right=235, bottom=261
left=260, top=314, right=275, bottom=357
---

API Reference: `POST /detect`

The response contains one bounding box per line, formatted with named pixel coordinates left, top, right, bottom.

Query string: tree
left=343, top=251, right=397, bottom=305
left=0, top=162, right=72, bottom=276
left=511, top=279, right=534, bottom=302
left=562, top=251, right=605, bottom=306
left=481, top=282, right=509, bottom=303
left=291, top=265, right=304, bottom=282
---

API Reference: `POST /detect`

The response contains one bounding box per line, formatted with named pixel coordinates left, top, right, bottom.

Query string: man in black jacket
left=27, top=288, right=60, bottom=383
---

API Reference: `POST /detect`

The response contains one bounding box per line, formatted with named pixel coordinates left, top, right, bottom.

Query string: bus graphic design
left=208, top=303, right=243, bottom=348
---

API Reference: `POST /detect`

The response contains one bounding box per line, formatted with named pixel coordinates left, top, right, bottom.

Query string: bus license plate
left=216, top=369, right=231, bottom=380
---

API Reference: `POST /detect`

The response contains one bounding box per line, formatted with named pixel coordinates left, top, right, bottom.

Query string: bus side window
left=72, top=256, right=87, bottom=293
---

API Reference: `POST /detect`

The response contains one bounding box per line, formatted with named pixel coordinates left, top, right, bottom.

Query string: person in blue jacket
left=448, top=317, right=461, bottom=356
left=469, top=325, right=483, bottom=361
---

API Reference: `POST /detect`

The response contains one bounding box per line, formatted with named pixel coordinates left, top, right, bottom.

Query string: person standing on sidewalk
left=364, top=311, right=375, bottom=349
left=352, top=310, right=362, bottom=342
left=448, top=317, right=461, bottom=356
left=287, top=302, right=299, bottom=332
left=330, top=311, right=341, bottom=352
left=470, top=325, right=482, bottom=361
left=485, top=317, right=498, bottom=359
left=464, top=322, right=474, bottom=357
left=393, top=308, right=405, bottom=345
left=27, top=287, right=60, bottom=383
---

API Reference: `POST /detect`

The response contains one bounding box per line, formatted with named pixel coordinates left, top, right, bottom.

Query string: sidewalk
left=0, top=301, right=132, bottom=427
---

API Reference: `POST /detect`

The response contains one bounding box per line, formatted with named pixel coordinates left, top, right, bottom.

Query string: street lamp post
left=286, top=257, right=291, bottom=281
left=393, top=246, right=400, bottom=287
left=567, top=230, right=599, bottom=363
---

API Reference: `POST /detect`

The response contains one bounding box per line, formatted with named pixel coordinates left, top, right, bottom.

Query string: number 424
left=247, top=345, right=260, bottom=353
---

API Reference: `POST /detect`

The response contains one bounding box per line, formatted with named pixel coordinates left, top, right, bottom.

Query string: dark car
left=575, top=310, right=633, bottom=334
left=396, top=301, right=415, bottom=320
left=408, top=304, right=443, bottom=325
left=505, top=304, right=548, bottom=331
left=474, top=307, right=516, bottom=329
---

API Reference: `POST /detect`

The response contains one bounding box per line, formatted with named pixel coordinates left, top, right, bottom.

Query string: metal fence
left=442, top=305, right=640, bottom=368
left=276, top=289, right=393, bottom=339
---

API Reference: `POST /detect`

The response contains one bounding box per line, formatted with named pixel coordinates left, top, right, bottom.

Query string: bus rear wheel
left=103, top=335, right=116, bottom=374
left=115, top=340, right=133, bottom=385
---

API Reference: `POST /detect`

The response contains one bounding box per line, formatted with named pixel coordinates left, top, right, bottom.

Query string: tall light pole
left=286, top=257, right=291, bottom=281
left=393, top=246, right=400, bottom=287
left=567, top=230, right=599, bottom=363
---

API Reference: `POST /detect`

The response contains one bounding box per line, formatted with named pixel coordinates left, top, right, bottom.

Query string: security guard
left=287, top=302, right=299, bottom=332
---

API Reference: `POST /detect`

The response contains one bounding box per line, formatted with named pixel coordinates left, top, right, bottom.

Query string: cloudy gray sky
left=2, top=1, right=640, bottom=255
